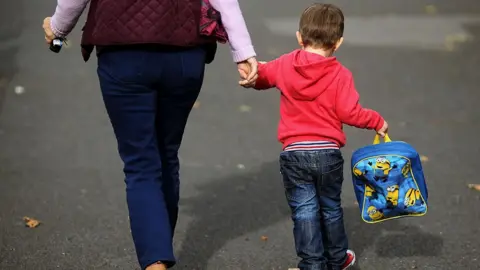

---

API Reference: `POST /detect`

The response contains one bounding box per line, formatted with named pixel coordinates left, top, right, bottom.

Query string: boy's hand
left=377, top=120, right=389, bottom=137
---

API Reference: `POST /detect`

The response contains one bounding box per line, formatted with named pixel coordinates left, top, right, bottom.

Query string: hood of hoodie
left=286, top=49, right=341, bottom=101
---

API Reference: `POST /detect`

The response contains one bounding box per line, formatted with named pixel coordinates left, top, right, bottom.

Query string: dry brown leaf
left=467, top=184, right=480, bottom=191
left=193, top=101, right=200, bottom=109
left=420, top=155, right=429, bottom=162
left=23, top=216, right=40, bottom=228
left=260, top=235, right=268, bottom=241
left=425, top=5, right=437, bottom=15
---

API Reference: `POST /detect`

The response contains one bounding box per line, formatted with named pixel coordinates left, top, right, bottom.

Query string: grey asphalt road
left=1, top=0, right=480, bottom=269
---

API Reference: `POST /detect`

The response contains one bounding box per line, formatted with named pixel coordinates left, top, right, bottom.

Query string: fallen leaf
left=260, top=235, right=268, bottom=241
left=23, top=216, right=40, bottom=228
left=420, top=155, right=429, bottom=162
left=193, top=101, right=200, bottom=109
left=467, top=184, right=480, bottom=191
left=444, top=33, right=471, bottom=51
left=425, top=5, right=437, bottom=15
left=239, top=105, right=251, bottom=112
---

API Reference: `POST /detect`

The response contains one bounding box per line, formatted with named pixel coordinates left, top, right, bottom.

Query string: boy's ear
left=334, top=37, right=344, bottom=51
left=296, top=31, right=304, bottom=47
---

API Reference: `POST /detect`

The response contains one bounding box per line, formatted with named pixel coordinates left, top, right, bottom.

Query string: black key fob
left=50, top=38, right=64, bottom=53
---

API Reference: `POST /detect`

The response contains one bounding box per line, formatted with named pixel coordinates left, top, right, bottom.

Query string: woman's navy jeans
left=97, top=45, right=206, bottom=269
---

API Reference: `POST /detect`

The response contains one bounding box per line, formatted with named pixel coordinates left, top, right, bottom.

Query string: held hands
left=43, top=17, right=55, bottom=44
left=377, top=120, right=389, bottom=137
left=237, top=57, right=258, bottom=88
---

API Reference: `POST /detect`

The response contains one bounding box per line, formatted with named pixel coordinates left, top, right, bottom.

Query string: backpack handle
left=373, top=134, right=392, bottom=145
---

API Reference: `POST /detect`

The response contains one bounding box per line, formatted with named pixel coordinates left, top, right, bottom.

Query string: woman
left=43, top=0, right=258, bottom=269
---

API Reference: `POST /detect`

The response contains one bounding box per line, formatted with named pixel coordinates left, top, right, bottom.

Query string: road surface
left=1, top=0, right=479, bottom=269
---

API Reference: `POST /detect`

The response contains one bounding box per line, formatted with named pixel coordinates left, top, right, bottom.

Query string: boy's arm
left=253, top=58, right=281, bottom=90
left=335, top=73, right=385, bottom=131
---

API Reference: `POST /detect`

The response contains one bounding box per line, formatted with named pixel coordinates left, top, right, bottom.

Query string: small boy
left=240, top=3, right=388, bottom=270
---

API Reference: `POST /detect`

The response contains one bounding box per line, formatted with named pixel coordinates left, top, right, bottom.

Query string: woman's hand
left=43, top=17, right=56, bottom=44
left=237, top=57, right=258, bottom=87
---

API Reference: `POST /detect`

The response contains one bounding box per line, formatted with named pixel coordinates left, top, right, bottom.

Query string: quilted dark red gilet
left=81, top=0, right=213, bottom=61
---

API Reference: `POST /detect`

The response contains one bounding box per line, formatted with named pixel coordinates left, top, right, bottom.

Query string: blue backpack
left=351, top=134, right=428, bottom=223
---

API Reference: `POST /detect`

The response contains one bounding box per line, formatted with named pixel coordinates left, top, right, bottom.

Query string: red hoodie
left=255, top=49, right=384, bottom=149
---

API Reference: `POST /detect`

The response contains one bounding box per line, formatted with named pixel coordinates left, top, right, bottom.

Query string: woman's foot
left=146, top=262, right=167, bottom=270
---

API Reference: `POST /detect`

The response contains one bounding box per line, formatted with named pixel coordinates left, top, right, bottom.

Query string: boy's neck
left=303, top=46, right=334, bottom=57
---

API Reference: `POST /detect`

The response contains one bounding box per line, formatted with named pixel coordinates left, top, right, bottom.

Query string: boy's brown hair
left=299, top=3, right=344, bottom=49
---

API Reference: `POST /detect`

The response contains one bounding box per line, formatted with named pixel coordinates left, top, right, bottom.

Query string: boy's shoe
left=342, top=250, right=356, bottom=269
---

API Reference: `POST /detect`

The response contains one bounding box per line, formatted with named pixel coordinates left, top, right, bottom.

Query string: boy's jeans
left=280, top=149, right=348, bottom=270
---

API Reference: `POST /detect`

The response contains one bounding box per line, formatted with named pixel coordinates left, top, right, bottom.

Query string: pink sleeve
left=50, top=0, right=90, bottom=38
left=209, top=0, right=256, bottom=62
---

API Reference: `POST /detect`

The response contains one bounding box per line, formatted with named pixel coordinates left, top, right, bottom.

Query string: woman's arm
left=50, top=0, right=90, bottom=38
left=209, top=0, right=256, bottom=63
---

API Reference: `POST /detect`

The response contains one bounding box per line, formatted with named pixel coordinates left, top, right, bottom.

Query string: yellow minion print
left=365, top=185, right=375, bottom=197
left=402, top=161, right=411, bottom=178
left=404, top=188, right=422, bottom=208
left=367, top=206, right=384, bottom=221
left=353, top=168, right=363, bottom=177
left=386, top=185, right=399, bottom=206
left=368, top=157, right=396, bottom=182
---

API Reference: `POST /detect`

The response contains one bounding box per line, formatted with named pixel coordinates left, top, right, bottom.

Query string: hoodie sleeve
left=335, top=72, right=385, bottom=131
left=254, top=58, right=281, bottom=90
